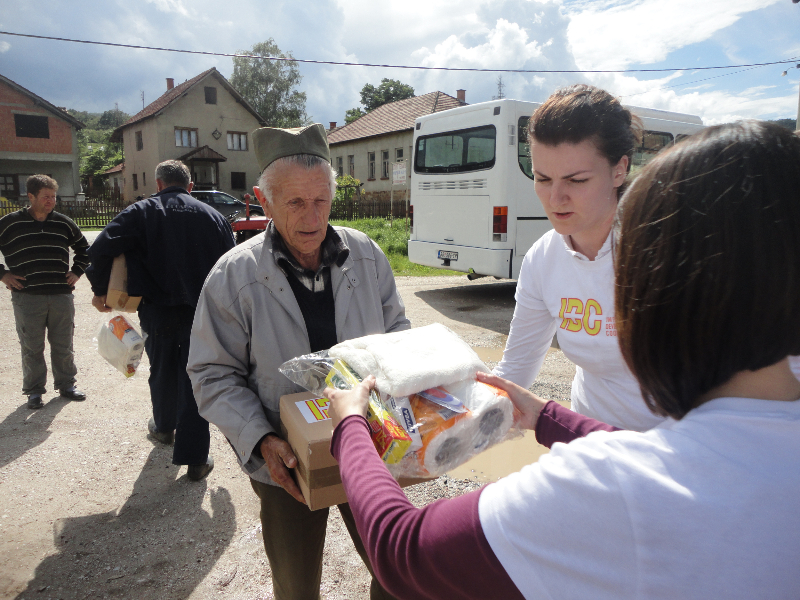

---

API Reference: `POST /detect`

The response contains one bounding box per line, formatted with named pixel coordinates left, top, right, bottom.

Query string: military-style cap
left=252, top=123, right=330, bottom=173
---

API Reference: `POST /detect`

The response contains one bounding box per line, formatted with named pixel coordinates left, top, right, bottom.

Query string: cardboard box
left=106, top=254, right=141, bottom=312
left=280, top=391, right=432, bottom=511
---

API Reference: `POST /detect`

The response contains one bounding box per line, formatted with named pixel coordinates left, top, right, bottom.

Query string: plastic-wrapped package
left=385, top=379, right=515, bottom=477
left=96, top=315, right=146, bottom=378
left=280, top=354, right=411, bottom=464
left=279, top=326, right=519, bottom=478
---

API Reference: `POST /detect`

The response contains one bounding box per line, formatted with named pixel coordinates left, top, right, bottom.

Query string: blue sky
left=1, top=0, right=798, bottom=126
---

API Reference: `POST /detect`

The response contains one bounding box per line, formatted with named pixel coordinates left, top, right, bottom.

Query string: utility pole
left=492, top=76, right=505, bottom=101
left=781, top=64, right=800, bottom=130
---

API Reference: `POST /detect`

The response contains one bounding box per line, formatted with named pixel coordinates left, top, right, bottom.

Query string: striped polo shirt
left=0, top=208, right=89, bottom=295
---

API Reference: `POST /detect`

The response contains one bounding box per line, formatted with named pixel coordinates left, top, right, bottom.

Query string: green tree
left=359, top=78, right=415, bottom=112
left=97, top=108, right=130, bottom=130
left=230, top=39, right=308, bottom=127
left=345, top=107, right=366, bottom=124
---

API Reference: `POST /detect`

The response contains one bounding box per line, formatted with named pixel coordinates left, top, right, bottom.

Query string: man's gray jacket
left=187, top=226, right=411, bottom=485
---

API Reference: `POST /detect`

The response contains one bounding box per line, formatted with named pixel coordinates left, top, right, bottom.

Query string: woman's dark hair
left=527, top=84, right=642, bottom=175
left=614, top=120, right=800, bottom=419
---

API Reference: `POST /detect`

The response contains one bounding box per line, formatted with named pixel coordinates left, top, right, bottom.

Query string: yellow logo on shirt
left=559, top=298, right=602, bottom=335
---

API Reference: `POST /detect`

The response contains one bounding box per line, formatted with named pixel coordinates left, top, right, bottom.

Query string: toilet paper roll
left=420, top=416, right=476, bottom=475
left=447, top=379, right=515, bottom=451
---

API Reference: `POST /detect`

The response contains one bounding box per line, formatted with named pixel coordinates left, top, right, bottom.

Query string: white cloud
left=413, top=19, right=546, bottom=69
left=144, top=0, right=189, bottom=16
left=0, top=41, right=10, bottom=53
left=589, top=71, right=798, bottom=123
left=567, top=0, right=782, bottom=70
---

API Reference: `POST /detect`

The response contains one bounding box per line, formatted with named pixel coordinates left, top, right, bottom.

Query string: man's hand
left=476, top=371, right=548, bottom=431
left=323, top=375, right=374, bottom=428
left=259, top=434, right=305, bottom=504
left=91, top=295, right=113, bottom=313
left=66, top=271, right=80, bottom=286
left=1, top=272, right=26, bottom=291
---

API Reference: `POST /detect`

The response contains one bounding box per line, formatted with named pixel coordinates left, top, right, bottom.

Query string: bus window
left=518, top=116, right=533, bottom=180
left=415, top=125, right=496, bottom=174
left=632, top=131, right=674, bottom=170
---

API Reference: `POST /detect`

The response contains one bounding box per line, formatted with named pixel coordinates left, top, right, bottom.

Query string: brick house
left=110, top=68, right=265, bottom=201
left=0, top=73, right=85, bottom=202
left=327, top=91, right=466, bottom=204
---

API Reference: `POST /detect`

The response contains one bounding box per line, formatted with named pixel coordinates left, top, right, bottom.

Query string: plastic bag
left=280, top=351, right=518, bottom=477
left=95, top=314, right=146, bottom=378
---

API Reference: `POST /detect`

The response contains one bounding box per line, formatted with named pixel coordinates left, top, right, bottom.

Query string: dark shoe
left=60, top=386, right=86, bottom=401
left=27, top=394, right=44, bottom=409
left=187, top=456, right=214, bottom=481
left=147, top=417, right=174, bottom=445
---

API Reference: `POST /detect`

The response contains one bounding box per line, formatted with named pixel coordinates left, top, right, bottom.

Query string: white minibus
left=408, top=99, right=704, bottom=280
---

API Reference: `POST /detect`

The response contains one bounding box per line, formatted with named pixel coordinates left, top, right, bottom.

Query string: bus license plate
left=438, top=250, right=458, bottom=261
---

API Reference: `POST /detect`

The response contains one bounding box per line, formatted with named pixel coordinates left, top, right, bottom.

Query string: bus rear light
left=409, top=205, right=414, bottom=233
left=493, top=206, right=508, bottom=242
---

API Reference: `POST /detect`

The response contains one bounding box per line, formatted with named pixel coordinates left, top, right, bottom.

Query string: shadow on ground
left=15, top=447, right=236, bottom=600
left=0, top=397, right=69, bottom=471
left=414, top=280, right=517, bottom=335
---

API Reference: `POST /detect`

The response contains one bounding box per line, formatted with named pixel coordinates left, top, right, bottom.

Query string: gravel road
left=0, top=238, right=574, bottom=600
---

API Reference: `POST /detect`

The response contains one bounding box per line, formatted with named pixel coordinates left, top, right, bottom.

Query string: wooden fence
left=330, top=187, right=409, bottom=221
left=3, top=188, right=405, bottom=227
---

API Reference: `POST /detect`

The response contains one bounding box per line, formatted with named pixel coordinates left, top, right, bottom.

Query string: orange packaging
left=409, top=392, right=472, bottom=464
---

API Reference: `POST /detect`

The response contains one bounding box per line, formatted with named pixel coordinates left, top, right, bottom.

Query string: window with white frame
left=395, top=148, right=404, bottom=162
left=175, top=127, right=198, bottom=148
left=227, top=132, right=248, bottom=151
left=368, top=152, right=376, bottom=179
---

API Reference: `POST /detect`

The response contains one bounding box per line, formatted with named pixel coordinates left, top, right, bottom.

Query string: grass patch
left=331, top=217, right=462, bottom=277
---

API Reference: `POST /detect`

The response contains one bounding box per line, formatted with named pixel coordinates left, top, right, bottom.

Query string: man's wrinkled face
left=28, top=187, right=57, bottom=216
left=254, top=163, right=332, bottom=267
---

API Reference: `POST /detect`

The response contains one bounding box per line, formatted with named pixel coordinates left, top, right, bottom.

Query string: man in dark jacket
left=86, top=160, right=235, bottom=481
left=0, top=174, right=89, bottom=409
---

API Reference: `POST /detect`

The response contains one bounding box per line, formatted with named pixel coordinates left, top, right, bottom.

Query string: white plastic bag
left=95, top=314, right=146, bottom=378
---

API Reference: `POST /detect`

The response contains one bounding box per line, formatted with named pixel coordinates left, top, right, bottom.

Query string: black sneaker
left=60, top=386, right=86, bottom=401
left=27, top=394, right=44, bottom=409
left=147, top=417, right=174, bottom=445
left=187, top=456, right=214, bottom=481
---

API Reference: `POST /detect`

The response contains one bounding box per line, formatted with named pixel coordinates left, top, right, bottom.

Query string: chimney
left=166, top=78, right=175, bottom=90
left=329, top=121, right=337, bottom=130
left=456, top=89, right=466, bottom=103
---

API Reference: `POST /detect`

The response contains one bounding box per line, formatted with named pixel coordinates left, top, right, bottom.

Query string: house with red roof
left=110, top=68, right=265, bottom=202
left=327, top=90, right=466, bottom=203
left=0, top=73, right=85, bottom=203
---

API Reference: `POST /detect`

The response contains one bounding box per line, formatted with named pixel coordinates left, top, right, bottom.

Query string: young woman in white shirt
left=493, top=84, right=662, bottom=431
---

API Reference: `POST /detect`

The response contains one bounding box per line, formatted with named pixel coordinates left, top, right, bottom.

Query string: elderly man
left=187, top=124, right=409, bottom=600
left=0, top=174, right=89, bottom=409
left=86, top=160, right=234, bottom=481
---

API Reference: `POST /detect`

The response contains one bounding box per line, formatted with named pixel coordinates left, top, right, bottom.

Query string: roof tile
left=328, top=92, right=464, bottom=145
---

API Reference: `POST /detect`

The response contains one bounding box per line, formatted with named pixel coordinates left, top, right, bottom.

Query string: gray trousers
left=11, top=292, right=77, bottom=396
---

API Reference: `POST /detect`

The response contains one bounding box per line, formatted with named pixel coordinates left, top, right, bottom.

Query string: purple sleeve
left=331, top=415, right=524, bottom=600
left=535, top=400, right=621, bottom=447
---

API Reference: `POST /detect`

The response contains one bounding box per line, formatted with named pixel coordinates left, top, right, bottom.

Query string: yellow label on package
left=325, top=359, right=411, bottom=464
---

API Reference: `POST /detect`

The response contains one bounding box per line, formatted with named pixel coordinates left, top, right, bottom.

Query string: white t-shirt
left=479, top=397, right=800, bottom=600
left=790, top=356, right=800, bottom=381
left=495, top=229, right=663, bottom=431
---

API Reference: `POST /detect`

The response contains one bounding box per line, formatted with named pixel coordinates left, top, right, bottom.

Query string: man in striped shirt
left=0, top=174, right=89, bottom=409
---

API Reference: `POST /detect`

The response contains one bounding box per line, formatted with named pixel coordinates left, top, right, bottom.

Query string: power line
left=1, top=30, right=798, bottom=75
